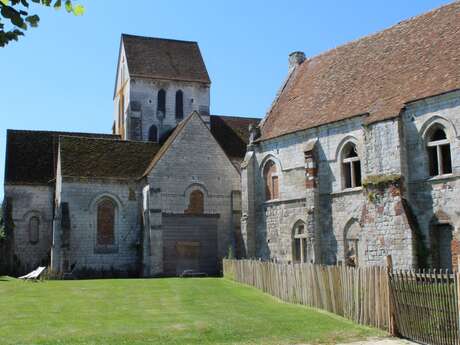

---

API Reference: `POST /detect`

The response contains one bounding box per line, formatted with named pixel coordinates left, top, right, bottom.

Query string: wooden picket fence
left=223, top=259, right=460, bottom=345
left=223, top=259, right=390, bottom=330
left=389, top=270, right=458, bottom=345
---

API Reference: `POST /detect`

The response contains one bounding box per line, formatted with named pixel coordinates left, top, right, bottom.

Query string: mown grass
left=0, top=276, right=383, bottom=345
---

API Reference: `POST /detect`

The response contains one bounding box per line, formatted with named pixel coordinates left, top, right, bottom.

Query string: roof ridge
left=121, top=33, right=198, bottom=45
left=7, top=129, right=118, bottom=137
left=210, top=114, right=261, bottom=121
left=59, top=135, right=160, bottom=145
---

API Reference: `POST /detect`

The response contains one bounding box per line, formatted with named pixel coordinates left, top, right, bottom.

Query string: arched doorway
left=344, top=220, right=361, bottom=267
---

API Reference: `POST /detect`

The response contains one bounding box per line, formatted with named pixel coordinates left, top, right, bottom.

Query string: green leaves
left=0, top=0, right=85, bottom=47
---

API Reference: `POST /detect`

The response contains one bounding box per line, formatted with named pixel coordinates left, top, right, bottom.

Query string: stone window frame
left=339, top=140, right=362, bottom=190
left=343, top=219, right=361, bottom=267
left=292, top=220, right=309, bottom=263
left=90, top=193, right=122, bottom=254
left=184, top=183, right=208, bottom=214
left=148, top=124, right=158, bottom=142
left=175, top=89, right=184, bottom=120
left=24, top=211, right=41, bottom=245
left=261, top=155, right=282, bottom=202
left=424, top=124, right=453, bottom=177
left=157, top=89, right=166, bottom=118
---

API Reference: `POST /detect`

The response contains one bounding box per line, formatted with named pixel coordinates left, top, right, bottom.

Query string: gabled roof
left=5, top=130, right=119, bottom=185
left=260, top=1, right=460, bottom=141
left=60, top=136, right=160, bottom=180
left=210, top=115, right=260, bottom=162
left=121, top=34, right=211, bottom=84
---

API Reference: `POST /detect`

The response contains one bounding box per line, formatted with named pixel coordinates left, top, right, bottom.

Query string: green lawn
left=0, top=276, right=383, bottom=345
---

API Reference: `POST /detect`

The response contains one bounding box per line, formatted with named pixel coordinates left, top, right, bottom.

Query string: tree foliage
left=0, top=0, right=84, bottom=47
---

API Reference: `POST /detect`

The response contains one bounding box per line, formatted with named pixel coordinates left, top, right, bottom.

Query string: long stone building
left=241, top=2, right=460, bottom=270
left=3, top=35, right=259, bottom=277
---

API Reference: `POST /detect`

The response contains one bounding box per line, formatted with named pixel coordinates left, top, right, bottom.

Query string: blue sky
left=0, top=0, right=451, bottom=198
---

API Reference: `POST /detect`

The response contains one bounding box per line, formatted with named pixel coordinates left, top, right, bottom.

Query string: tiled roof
left=5, top=130, right=119, bottom=185
left=60, top=136, right=160, bottom=179
left=260, top=2, right=460, bottom=140
left=122, top=34, right=211, bottom=84
left=210, top=115, right=260, bottom=161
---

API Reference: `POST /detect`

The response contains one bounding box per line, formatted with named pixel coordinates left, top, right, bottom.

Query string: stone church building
left=241, top=2, right=460, bottom=270
left=3, top=2, right=460, bottom=276
left=3, top=34, right=259, bottom=277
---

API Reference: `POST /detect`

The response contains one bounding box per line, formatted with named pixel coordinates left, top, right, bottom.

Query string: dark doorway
left=431, top=223, right=454, bottom=271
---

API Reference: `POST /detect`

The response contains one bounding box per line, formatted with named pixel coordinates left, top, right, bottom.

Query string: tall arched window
left=293, top=222, right=311, bottom=263
left=427, top=126, right=452, bottom=176
left=97, top=198, right=116, bottom=246
left=185, top=190, right=204, bottom=215
left=175, top=90, right=184, bottom=120
left=341, top=142, right=361, bottom=189
left=157, top=89, right=166, bottom=116
left=148, top=125, right=158, bottom=142
left=29, top=216, right=40, bottom=244
left=263, top=160, right=279, bottom=201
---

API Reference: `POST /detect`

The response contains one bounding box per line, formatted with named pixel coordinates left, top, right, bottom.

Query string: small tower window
left=175, top=90, right=184, bottom=120
left=29, top=216, right=40, bottom=244
left=341, top=142, right=361, bottom=189
left=157, top=89, right=166, bottom=116
left=427, top=126, right=452, bottom=176
left=97, top=198, right=116, bottom=246
left=263, top=160, right=279, bottom=201
left=148, top=125, right=158, bottom=142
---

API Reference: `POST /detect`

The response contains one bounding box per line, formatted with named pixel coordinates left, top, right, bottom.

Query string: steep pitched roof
left=210, top=115, right=260, bottom=162
left=121, top=34, right=211, bottom=84
left=60, top=136, right=160, bottom=179
left=261, top=2, right=460, bottom=141
left=5, top=130, right=119, bottom=185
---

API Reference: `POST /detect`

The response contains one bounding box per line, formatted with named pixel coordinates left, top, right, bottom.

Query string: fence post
left=386, top=255, right=397, bottom=336
left=457, top=255, right=460, bottom=345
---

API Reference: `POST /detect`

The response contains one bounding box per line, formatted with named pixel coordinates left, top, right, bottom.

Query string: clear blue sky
left=0, top=0, right=451, bottom=199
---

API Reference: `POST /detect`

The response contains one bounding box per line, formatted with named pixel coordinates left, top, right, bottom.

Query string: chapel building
left=3, top=34, right=259, bottom=277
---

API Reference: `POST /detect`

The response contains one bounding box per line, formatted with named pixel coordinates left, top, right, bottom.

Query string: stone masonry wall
left=4, top=184, right=54, bottom=274
left=53, top=178, right=142, bottom=276
left=403, top=90, right=460, bottom=267
left=147, top=113, right=241, bottom=263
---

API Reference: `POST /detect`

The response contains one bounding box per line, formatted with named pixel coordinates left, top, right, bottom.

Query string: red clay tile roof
left=122, top=34, right=211, bottom=84
left=60, top=136, right=160, bottom=179
left=260, top=2, right=460, bottom=141
left=5, top=130, right=120, bottom=185
left=210, top=115, right=260, bottom=161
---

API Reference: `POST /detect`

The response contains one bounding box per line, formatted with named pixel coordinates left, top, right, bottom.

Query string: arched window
left=175, top=90, right=184, bottom=120
left=263, top=160, right=279, bottom=201
left=341, top=142, right=361, bottom=189
left=292, top=222, right=312, bottom=263
left=427, top=126, right=452, bottom=176
left=148, top=125, right=158, bottom=142
left=29, top=216, right=40, bottom=244
left=157, top=89, right=166, bottom=116
left=97, top=198, right=116, bottom=246
left=344, top=221, right=361, bottom=267
left=185, top=190, right=204, bottom=215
